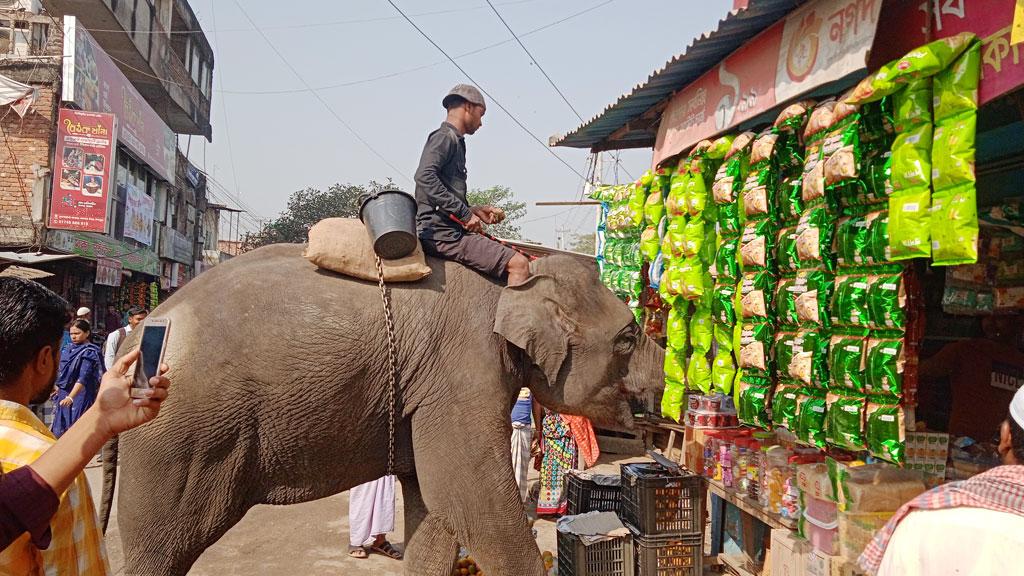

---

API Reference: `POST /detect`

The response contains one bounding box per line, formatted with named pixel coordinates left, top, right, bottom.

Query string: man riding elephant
left=414, top=84, right=531, bottom=286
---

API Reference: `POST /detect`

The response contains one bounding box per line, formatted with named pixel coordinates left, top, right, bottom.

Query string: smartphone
left=131, top=318, right=170, bottom=399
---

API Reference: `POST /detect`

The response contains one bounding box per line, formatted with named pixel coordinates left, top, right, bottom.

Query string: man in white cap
left=76, top=307, right=91, bottom=321
left=860, top=385, right=1024, bottom=575
left=413, top=84, right=531, bottom=285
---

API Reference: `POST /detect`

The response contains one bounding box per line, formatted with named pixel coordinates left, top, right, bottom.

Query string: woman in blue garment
left=50, top=319, right=105, bottom=437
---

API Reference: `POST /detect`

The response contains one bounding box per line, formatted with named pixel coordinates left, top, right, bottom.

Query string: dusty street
left=85, top=455, right=645, bottom=575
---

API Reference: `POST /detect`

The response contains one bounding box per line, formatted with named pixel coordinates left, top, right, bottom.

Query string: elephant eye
left=613, top=323, right=639, bottom=355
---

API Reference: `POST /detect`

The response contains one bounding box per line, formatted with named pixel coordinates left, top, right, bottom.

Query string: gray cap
left=442, top=84, right=485, bottom=109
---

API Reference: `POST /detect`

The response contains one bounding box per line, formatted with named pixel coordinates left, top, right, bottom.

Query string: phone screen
left=139, top=325, right=166, bottom=380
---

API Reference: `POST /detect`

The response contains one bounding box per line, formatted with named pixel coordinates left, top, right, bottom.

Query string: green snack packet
left=713, top=160, right=740, bottom=205
left=865, top=337, right=905, bottom=396
left=776, top=276, right=801, bottom=327
left=867, top=274, right=906, bottom=330
left=690, top=307, right=713, bottom=354
left=890, top=123, right=932, bottom=192
left=712, top=350, right=737, bottom=394
left=644, top=189, right=665, bottom=226
left=934, top=42, right=981, bottom=122
left=866, top=210, right=892, bottom=264
left=683, top=217, right=707, bottom=258
left=663, top=218, right=687, bottom=261
left=738, top=321, right=773, bottom=378
left=894, top=78, right=932, bottom=132
left=822, top=120, right=861, bottom=186
left=802, top=141, right=826, bottom=204
left=664, top=346, right=686, bottom=384
left=796, top=205, right=835, bottom=271
left=640, top=226, right=660, bottom=262
left=708, top=134, right=736, bottom=160
left=773, top=385, right=802, bottom=432
left=666, top=305, right=690, bottom=350
left=712, top=282, right=737, bottom=327
left=661, top=377, right=685, bottom=422
left=865, top=402, right=905, bottom=464
left=777, top=226, right=800, bottom=274
left=775, top=330, right=799, bottom=381
left=718, top=201, right=742, bottom=238
left=863, top=151, right=894, bottom=204
left=653, top=166, right=672, bottom=195
left=679, top=257, right=708, bottom=301
left=796, top=270, right=834, bottom=328
left=826, top=393, right=866, bottom=450
left=714, top=323, right=735, bottom=352
left=686, top=166, right=710, bottom=216
left=835, top=214, right=871, bottom=266
left=667, top=167, right=690, bottom=220
left=889, top=32, right=975, bottom=83
left=740, top=271, right=775, bottom=321
left=713, top=236, right=740, bottom=281
left=629, top=183, right=648, bottom=228
left=687, top=354, right=713, bottom=394
left=790, top=330, right=830, bottom=387
left=931, top=184, right=979, bottom=266
left=796, top=394, right=828, bottom=448
left=738, top=378, right=772, bottom=429
left=932, top=113, right=977, bottom=190
left=778, top=176, right=804, bottom=223
left=831, top=274, right=870, bottom=328
left=889, top=188, right=932, bottom=260
left=829, top=334, right=867, bottom=392
left=740, top=219, right=776, bottom=271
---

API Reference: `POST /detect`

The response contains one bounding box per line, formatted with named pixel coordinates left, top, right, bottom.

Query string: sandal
left=369, top=540, right=403, bottom=560
left=348, top=545, right=369, bottom=559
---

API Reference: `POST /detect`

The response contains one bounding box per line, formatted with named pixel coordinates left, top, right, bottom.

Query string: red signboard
left=48, top=109, right=117, bottom=233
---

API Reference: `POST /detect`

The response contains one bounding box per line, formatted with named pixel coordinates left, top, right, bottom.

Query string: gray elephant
left=103, top=243, right=665, bottom=576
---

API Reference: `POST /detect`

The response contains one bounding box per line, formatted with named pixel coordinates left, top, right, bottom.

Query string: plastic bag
left=934, top=42, right=981, bottom=122
left=826, top=393, right=866, bottom=450
left=740, top=271, right=775, bottom=321
left=712, top=282, right=737, bottom=327
left=866, top=403, right=905, bottom=464
left=741, top=219, right=776, bottom=271
left=712, top=350, right=737, bottom=394
left=835, top=214, right=871, bottom=266
left=687, top=354, right=713, bottom=394
left=777, top=226, right=800, bottom=274
left=829, top=335, right=866, bottom=392
left=776, top=277, right=801, bottom=326
left=888, top=188, right=932, bottom=260
left=713, top=236, right=740, bottom=281
left=890, top=123, right=933, bottom=191
left=789, top=330, right=829, bottom=387
left=773, top=386, right=802, bottom=432
left=797, top=394, right=828, bottom=448
left=738, top=379, right=772, bottom=429
left=867, top=274, right=906, bottom=330
left=690, top=307, right=713, bottom=353
left=831, top=274, right=871, bottom=327
left=666, top=305, right=689, bottom=350
left=739, top=321, right=773, bottom=377
left=796, top=205, right=835, bottom=270
left=894, top=78, right=932, bottom=132
left=932, top=113, right=977, bottom=189
left=930, top=184, right=979, bottom=266
left=865, top=338, right=904, bottom=396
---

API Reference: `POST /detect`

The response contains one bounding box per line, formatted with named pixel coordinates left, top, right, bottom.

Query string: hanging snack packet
left=823, top=120, right=861, bottom=186
left=726, top=131, right=757, bottom=160
left=796, top=270, right=834, bottom=328
left=862, top=151, right=894, bottom=205
left=719, top=201, right=743, bottom=238
left=890, top=32, right=976, bottom=84
left=652, top=166, right=672, bottom=197
left=831, top=274, right=870, bottom=327
left=932, top=113, right=977, bottom=190
left=690, top=307, right=714, bottom=353
left=867, top=274, right=906, bottom=330
left=751, top=131, right=779, bottom=166
left=663, top=218, right=687, bottom=260
left=667, top=167, right=690, bottom=219
left=866, top=403, right=905, bottom=464
left=712, top=350, right=738, bottom=395
left=890, top=123, right=933, bottom=191
left=740, top=219, right=775, bottom=271
left=802, top=142, right=826, bottom=203
left=661, top=378, right=685, bottom=422
left=835, top=214, right=871, bottom=266
left=931, top=184, right=979, bottom=266
left=866, top=210, right=891, bottom=264
left=740, top=271, right=775, bottom=320
left=775, top=331, right=800, bottom=382
left=934, top=41, right=981, bottom=122
left=790, top=330, right=829, bottom=387
left=644, top=188, right=665, bottom=227
left=713, top=235, right=741, bottom=281
left=666, top=305, right=690, bottom=350
left=683, top=217, right=707, bottom=258
left=629, top=180, right=648, bottom=228
left=713, top=173, right=738, bottom=205
left=744, top=185, right=773, bottom=220
left=738, top=379, right=772, bottom=429
left=797, top=394, right=828, bottom=448
left=775, top=100, right=815, bottom=133
left=687, top=354, right=713, bottom=394
left=778, top=176, right=804, bottom=223
left=776, top=276, right=802, bottom=326
left=805, top=101, right=837, bottom=140
left=774, top=386, right=802, bottom=432
left=708, top=134, right=737, bottom=159
left=777, top=226, right=801, bottom=274
left=679, top=256, right=709, bottom=300
left=664, top=347, right=686, bottom=385
left=894, top=78, right=932, bottom=132
left=739, top=321, right=774, bottom=377
left=826, top=393, right=866, bottom=450
left=865, top=337, right=905, bottom=396
left=829, top=334, right=867, bottom=392
left=888, top=189, right=932, bottom=260
left=796, top=206, right=835, bottom=270
left=640, top=226, right=660, bottom=262
left=712, top=282, right=738, bottom=327
left=685, top=165, right=710, bottom=216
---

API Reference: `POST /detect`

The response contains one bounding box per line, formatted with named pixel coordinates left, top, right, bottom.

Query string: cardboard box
left=770, top=528, right=809, bottom=576
left=807, top=551, right=869, bottom=576
left=905, top=432, right=949, bottom=465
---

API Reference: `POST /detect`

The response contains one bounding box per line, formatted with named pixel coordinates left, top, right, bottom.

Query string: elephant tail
left=100, top=435, right=119, bottom=534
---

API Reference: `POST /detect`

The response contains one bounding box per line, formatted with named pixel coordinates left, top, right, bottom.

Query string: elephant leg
left=402, top=490, right=459, bottom=576
left=411, top=414, right=545, bottom=576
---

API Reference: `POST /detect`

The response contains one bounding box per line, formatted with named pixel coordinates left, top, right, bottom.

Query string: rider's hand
left=464, top=213, right=485, bottom=233
left=471, top=205, right=505, bottom=224
left=92, top=349, right=171, bottom=437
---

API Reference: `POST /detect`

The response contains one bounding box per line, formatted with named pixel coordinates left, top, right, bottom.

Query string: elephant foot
left=403, top=515, right=459, bottom=576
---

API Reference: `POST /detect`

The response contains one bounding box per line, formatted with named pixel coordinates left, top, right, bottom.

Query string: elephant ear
left=494, top=274, right=574, bottom=387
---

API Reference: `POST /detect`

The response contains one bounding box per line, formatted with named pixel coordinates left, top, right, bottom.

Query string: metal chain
left=374, top=255, right=398, bottom=478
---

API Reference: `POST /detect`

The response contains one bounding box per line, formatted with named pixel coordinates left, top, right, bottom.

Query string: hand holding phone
left=132, top=318, right=170, bottom=399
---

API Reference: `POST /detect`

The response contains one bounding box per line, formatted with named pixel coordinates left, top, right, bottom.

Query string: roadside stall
left=555, top=1, right=1024, bottom=575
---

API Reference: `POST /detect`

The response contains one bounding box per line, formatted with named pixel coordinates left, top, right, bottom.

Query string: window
left=30, top=23, right=48, bottom=55
left=0, top=23, right=10, bottom=56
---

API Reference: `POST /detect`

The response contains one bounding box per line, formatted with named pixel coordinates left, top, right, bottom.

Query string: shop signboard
left=47, top=229, right=160, bottom=276
left=653, top=0, right=883, bottom=167
left=95, top=257, right=122, bottom=287
left=159, top=225, right=193, bottom=264
left=61, top=16, right=176, bottom=184
left=123, top=183, right=155, bottom=245
left=48, top=109, right=117, bottom=233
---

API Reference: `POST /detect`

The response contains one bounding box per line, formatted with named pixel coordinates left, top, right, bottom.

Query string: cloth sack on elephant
left=305, top=218, right=432, bottom=282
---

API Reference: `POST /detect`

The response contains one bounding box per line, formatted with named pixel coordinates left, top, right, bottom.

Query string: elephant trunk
left=624, top=336, right=665, bottom=407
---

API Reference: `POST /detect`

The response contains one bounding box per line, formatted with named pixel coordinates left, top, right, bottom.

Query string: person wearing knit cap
left=860, top=385, right=1024, bottom=575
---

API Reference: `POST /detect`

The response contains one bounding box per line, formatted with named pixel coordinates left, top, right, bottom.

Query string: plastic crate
left=620, top=463, right=704, bottom=537
left=634, top=532, right=703, bottom=576
left=567, top=472, right=622, bottom=515
left=556, top=530, right=634, bottom=576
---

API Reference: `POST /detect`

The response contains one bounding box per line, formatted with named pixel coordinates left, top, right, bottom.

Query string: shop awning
left=0, top=266, right=54, bottom=280
left=0, top=251, right=78, bottom=265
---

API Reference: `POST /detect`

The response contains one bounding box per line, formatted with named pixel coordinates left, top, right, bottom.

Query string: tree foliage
left=466, top=185, right=527, bottom=240
left=569, top=232, right=596, bottom=255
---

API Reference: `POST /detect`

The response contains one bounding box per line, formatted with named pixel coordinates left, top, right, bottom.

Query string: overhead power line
left=484, top=0, right=587, bottom=123
left=232, top=0, right=412, bottom=184
left=384, top=0, right=586, bottom=181
left=210, top=2, right=243, bottom=207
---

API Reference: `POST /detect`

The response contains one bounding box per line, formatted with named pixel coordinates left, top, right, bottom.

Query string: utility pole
left=593, top=152, right=603, bottom=256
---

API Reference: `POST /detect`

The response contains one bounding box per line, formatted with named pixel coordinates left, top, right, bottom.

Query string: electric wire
left=210, top=3, right=244, bottom=208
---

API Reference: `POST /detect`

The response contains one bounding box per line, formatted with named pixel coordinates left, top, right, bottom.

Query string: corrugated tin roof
left=552, top=0, right=801, bottom=151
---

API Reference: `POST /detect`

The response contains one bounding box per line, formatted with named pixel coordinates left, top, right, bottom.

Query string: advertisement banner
left=48, top=109, right=117, bottom=233
left=47, top=229, right=160, bottom=276
left=62, top=16, right=176, bottom=184
left=159, top=225, right=194, bottom=264
left=123, top=183, right=155, bottom=245
left=95, top=257, right=122, bottom=287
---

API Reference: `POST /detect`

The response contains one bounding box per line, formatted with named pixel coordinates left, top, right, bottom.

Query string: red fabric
left=859, top=465, right=1024, bottom=574
left=0, top=465, right=59, bottom=551
left=561, top=415, right=600, bottom=468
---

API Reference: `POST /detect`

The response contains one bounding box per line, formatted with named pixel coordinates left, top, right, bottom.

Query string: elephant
left=102, top=242, right=665, bottom=576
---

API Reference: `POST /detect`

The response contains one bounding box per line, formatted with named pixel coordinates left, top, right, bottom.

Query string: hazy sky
left=185, top=0, right=733, bottom=246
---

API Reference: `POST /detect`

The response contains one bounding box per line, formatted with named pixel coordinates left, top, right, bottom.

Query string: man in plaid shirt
left=860, top=385, right=1024, bottom=575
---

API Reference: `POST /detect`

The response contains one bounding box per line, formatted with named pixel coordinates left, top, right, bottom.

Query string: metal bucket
left=359, top=187, right=418, bottom=260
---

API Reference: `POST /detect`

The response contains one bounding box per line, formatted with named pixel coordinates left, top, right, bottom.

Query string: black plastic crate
left=557, top=530, right=634, bottom=576
left=634, top=532, right=702, bottom=576
left=620, top=462, right=704, bottom=537
left=567, top=472, right=622, bottom=515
